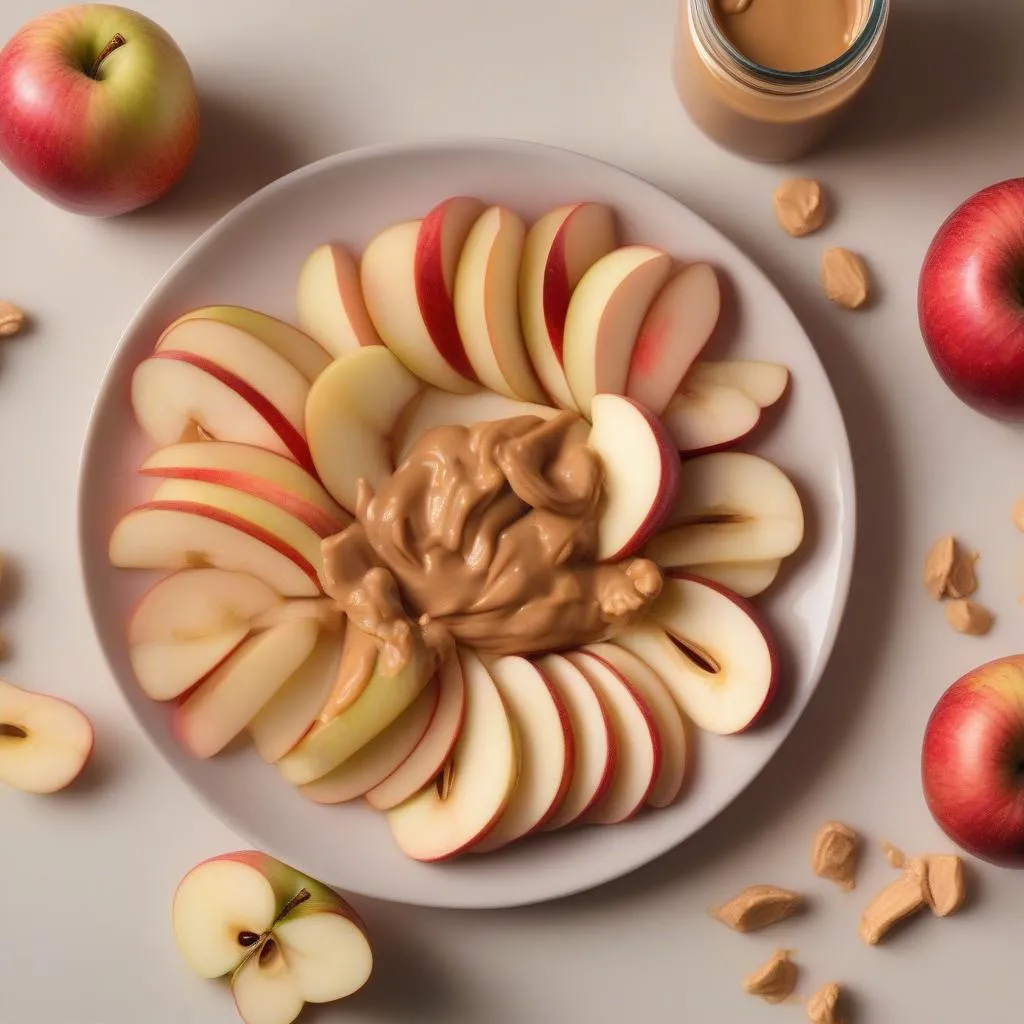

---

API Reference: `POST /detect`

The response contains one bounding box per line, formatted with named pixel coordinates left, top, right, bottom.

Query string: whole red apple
left=922, top=655, right=1024, bottom=866
left=0, top=4, right=199, bottom=216
left=918, top=178, right=1024, bottom=420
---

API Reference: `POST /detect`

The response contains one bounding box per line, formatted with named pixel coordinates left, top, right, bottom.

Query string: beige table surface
left=2, top=0, right=1022, bottom=1020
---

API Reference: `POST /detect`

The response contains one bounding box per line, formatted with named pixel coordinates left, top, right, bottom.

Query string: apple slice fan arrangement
left=107, top=197, right=802, bottom=861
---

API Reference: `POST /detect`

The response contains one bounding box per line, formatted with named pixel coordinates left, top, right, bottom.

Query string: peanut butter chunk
left=0, top=302, right=25, bottom=338
left=712, top=884, right=804, bottom=932
left=806, top=982, right=846, bottom=1024
left=821, top=248, right=870, bottom=310
left=922, top=854, right=965, bottom=917
left=773, top=179, right=827, bottom=237
left=858, top=859, right=928, bottom=945
left=743, top=949, right=798, bottom=1004
left=811, top=820, right=859, bottom=891
left=945, top=598, right=993, bottom=636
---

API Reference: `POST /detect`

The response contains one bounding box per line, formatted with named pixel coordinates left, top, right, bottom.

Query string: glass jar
left=672, top=0, right=890, bottom=163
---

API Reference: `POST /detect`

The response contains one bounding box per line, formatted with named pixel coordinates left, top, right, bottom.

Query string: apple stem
left=90, top=33, right=127, bottom=78
left=275, top=888, right=311, bottom=923
left=0, top=723, right=26, bottom=739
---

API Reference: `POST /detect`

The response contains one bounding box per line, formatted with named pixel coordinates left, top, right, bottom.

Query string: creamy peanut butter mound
left=320, top=412, right=663, bottom=676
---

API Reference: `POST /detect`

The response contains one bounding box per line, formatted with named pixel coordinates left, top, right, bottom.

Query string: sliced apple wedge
left=361, top=220, right=477, bottom=392
left=109, top=503, right=320, bottom=597
left=305, top=346, right=421, bottom=512
left=472, top=656, right=573, bottom=851
left=581, top=644, right=689, bottom=809
left=365, top=653, right=466, bottom=811
left=588, top=393, right=680, bottom=561
left=173, top=618, right=321, bottom=758
left=685, top=560, right=782, bottom=598
left=649, top=452, right=804, bottom=567
left=297, top=677, right=439, bottom=804
left=535, top=654, right=615, bottom=830
left=454, top=205, right=547, bottom=403
left=616, top=573, right=779, bottom=734
left=625, top=263, right=721, bottom=416
left=520, top=202, right=617, bottom=410
left=566, top=651, right=659, bottom=825
left=661, top=378, right=761, bottom=455
left=163, top=305, right=332, bottom=383
left=249, top=633, right=344, bottom=763
left=688, top=359, right=789, bottom=408
left=386, top=649, right=518, bottom=861
left=128, top=569, right=281, bottom=701
left=562, top=245, right=673, bottom=416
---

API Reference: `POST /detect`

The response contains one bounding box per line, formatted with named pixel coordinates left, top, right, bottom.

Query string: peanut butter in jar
left=673, top=0, right=890, bottom=162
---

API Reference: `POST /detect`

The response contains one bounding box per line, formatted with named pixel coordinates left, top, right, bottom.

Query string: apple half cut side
left=650, top=452, right=804, bottom=566
left=616, top=573, right=779, bottom=735
left=471, top=656, right=573, bottom=852
left=661, top=378, right=761, bottom=456
left=625, top=262, right=721, bottom=417
left=385, top=648, right=518, bottom=861
left=562, top=245, right=673, bottom=417
left=535, top=654, right=615, bottom=830
left=305, top=345, right=422, bottom=513
left=297, top=677, right=440, bottom=804
left=365, top=652, right=466, bottom=811
left=0, top=681, right=94, bottom=794
left=687, top=359, right=789, bottom=409
left=109, top=503, right=321, bottom=598
left=588, top=393, right=681, bottom=561
left=361, top=220, right=477, bottom=392
left=685, top=560, right=782, bottom=598
left=519, top=202, right=618, bottom=411
left=162, top=305, right=333, bottom=384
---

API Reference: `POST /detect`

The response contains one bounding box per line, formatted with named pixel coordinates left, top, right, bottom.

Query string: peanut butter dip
left=320, top=412, right=663, bottom=674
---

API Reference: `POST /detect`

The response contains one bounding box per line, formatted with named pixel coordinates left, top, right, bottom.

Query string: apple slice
left=535, top=654, right=615, bottom=830
left=565, top=652, right=659, bottom=825
left=688, top=360, right=789, bottom=408
left=472, top=656, right=573, bottom=851
left=140, top=441, right=349, bottom=537
left=562, top=245, right=673, bottom=416
left=365, top=653, right=466, bottom=811
left=0, top=681, right=93, bottom=794
left=109, top=503, right=320, bottom=597
left=453, top=205, right=547, bottom=403
left=649, top=452, right=804, bottom=567
left=361, top=220, right=477, bottom=392
left=163, top=306, right=332, bottom=383
left=391, top=386, right=557, bottom=463
left=249, top=633, right=344, bottom=763
left=588, top=393, right=681, bottom=561
left=685, top=560, right=782, bottom=598
left=297, top=677, right=439, bottom=804
left=617, top=573, right=779, bottom=734
left=661, top=378, right=761, bottom=455
left=386, top=649, right=518, bottom=861
left=625, top=263, right=721, bottom=416
left=128, top=569, right=281, bottom=700
left=296, top=243, right=382, bottom=356
left=520, top=203, right=618, bottom=411
left=173, top=618, right=320, bottom=758
left=305, top=346, right=421, bottom=513
left=580, top=644, right=689, bottom=808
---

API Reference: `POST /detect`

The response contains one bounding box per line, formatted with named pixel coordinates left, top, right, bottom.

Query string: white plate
left=78, top=138, right=855, bottom=909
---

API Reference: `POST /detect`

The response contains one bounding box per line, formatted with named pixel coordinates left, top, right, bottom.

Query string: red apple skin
left=542, top=208, right=579, bottom=362
left=919, top=178, right=1024, bottom=421
left=922, top=655, right=1024, bottom=866
left=0, top=5, right=199, bottom=216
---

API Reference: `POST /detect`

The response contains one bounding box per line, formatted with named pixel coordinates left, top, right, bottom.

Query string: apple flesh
left=661, top=378, right=762, bottom=455
left=684, top=559, right=782, bottom=598
left=687, top=360, right=789, bottom=409
left=0, top=681, right=93, bottom=793
left=922, top=655, right=1024, bottom=865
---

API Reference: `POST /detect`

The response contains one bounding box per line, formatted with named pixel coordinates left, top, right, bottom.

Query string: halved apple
left=173, top=618, right=321, bottom=759
left=688, top=360, right=789, bottom=408
left=566, top=651, right=660, bottom=825
left=361, top=220, right=477, bottom=392
left=453, top=205, right=547, bottom=403
left=519, top=203, right=617, bottom=410
left=109, top=503, right=321, bottom=597
left=385, top=649, right=518, bottom=861
left=616, top=573, right=779, bottom=734
left=305, top=346, right=421, bottom=512
left=588, top=393, right=680, bottom=561
left=661, top=378, right=761, bottom=455
left=581, top=644, right=689, bottom=809
left=685, top=560, right=782, bottom=598
left=535, top=654, right=615, bottom=830
left=562, top=245, right=673, bottom=416
left=162, top=305, right=333, bottom=383
left=649, top=452, right=804, bottom=567
left=364, top=653, right=466, bottom=811
left=297, top=677, right=439, bottom=804
left=472, top=656, right=573, bottom=851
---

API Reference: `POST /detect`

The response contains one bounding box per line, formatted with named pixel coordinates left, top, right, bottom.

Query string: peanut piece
left=711, top=884, right=804, bottom=933
left=858, top=858, right=928, bottom=945
left=922, top=854, right=965, bottom=917
left=0, top=302, right=26, bottom=338
left=945, top=598, right=993, bottom=636
left=923, top=535, right=977, bottom=600
left=773, top=179, right=827, bottom=238
left=806, top=982, right=846, bottom=1024
left=743, top=949, right=797, bottom=1004
left=881, top=841, right=905, bottom=869
left=811, top=820, right=859, bottom=891
left=1014, top=497, right=1024, bottom=532
left=821, top=249, right=870, bottom=310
